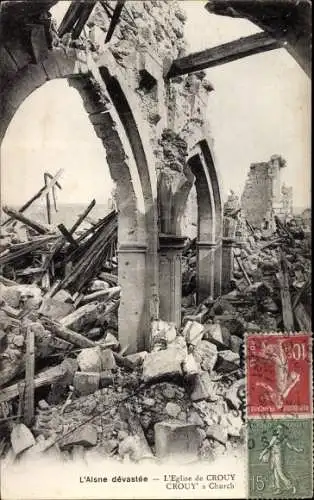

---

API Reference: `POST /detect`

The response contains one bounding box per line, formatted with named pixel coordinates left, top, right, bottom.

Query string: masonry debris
left=0, top=168, right=310, bottom=466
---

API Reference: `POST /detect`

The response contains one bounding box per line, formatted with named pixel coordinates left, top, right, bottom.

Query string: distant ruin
left=241, top=155, right=293, bottom=229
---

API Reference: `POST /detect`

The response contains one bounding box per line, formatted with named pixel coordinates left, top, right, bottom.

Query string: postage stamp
left=248, top=418, right=313, bottom=498
left=246, top=332, right=312, bottom=417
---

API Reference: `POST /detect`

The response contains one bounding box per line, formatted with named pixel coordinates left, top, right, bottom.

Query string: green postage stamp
left=248, top=418, right=313, bottom=498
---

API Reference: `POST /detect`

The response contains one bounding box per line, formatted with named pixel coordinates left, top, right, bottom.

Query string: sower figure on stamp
left=259, top=424, right=303, bottom=495
left=256, top=340, right=300, bottom=409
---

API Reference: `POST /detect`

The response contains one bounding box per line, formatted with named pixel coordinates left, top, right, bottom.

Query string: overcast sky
left=1, top=0, right=311, bottom=209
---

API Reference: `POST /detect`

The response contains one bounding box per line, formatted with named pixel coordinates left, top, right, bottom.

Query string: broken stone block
left=224, top=413, right=243, bottom=438
left=245, top=322, right=261, bottom=333
left=212, top=298, right=235, bottom=315
left=126, top=351, right=148, bottom=366
left=213, top=314, right=245, bottom=337
left=190, top=371, right=216, bottom=402
left=182, top=353, right=200, bottom=377
left=11, top=424, right=36, bottom=455
left=224, top=378, right=245, bottom=410
left=230, top=335, right=242, bottom=355
left=53, top=290, right=74, bottom=303
left=86, top=327, right=102, bottom=339
left=203, top=323, right=223, bottom=344
left=12, top=335, right=24, bottom=347
left=61, top=424, right=97, bottom=449
left=40, top=298, right=74, bottom=320
left=193, top=340, right=218, bottom=372
left=216, top=351, right=240, bottom=373
left=82, top=399, right=97, bottom=416
left=0, top=284, right=21, bottom=308
left=206, top=424, right=228, bottom=445
left=89, top=279, right=110, bottom=292
left=142, top=397, right=155, bottom=408
left=154, top=421, right=201, bottom=462
left=183, top=307, right=208, bottom=325
left=100, top=348, right=116, bottom=370
left=182, top=320, right=204, bottom=346
left=77, top=347, right=102, bottom=373
left=104, top=331, right=120, bottom=348
left=38, top=399, right=50, bottom=411
left=60, top=358, right=79, bottom=386
left=141, top=347, right=186, bottom=383
left=118, top=435, right=142, bottom=461
left=73, top=371, right=100, bottom=396
left=165, top=402, right=181, bottom=418
left=18, top=285, right=42, bottom=311
left=187, top=410, right=204, bottom=427
left=260, top=296, right=279, bottom=313
left=99, top=370, right=114, bottom=388
left=151, top=319, right=177, bottom=348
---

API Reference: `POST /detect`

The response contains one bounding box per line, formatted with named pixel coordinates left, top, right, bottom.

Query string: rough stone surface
left=182, top=320, right=204, bottom=346
left=190, top=371, right=216, bottom=402
left=38, top=399, right=50, bottom=410
left=100, top=348, right=116, bottom=371
left=165, top=402, right=181, bottom=418
left=151, top=319, right=177, bottom=348
left=182, top=353, right=200, bottom=377
left=206, top=424, right=228, bottom=445
left=40, top=298, right=74, bottom=320
left=77, top=347, right=102, bottom=373
left=61, top=424, right=97, bottom=449
left=142, top=347, right=185, bottom=382
left=193, top=340, right=218, bottom=372
left=154, top=421, right=201, bottom=461
left=216, top=351, right=240, bottom=373
left=99, top=370, right=114, bottom=388
left=73, top=371, right=100, bottom=396
left=11, top=424, right=36, bottom=455
left=224, top=379, right=245, bottom=410
left=230, top=335, right=242, bottom=354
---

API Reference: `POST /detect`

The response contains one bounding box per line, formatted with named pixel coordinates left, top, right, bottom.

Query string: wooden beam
left=2, top=169, right=63, bottom=227
left=69, top=199, right=96, bottom=235
left=166, top=32, right=282, bottom=78
left=72, top=2, right=97, bottom=39
left=276, top=252, right=294, bottom=332
left=44, top=173, right=52, bottom=225
left=57, top=223, right=79, bottom=248
left=105, top=0, right=125, bottom=43
left=58, top=1, right=86, bottom=38
left=2, top=206, right=50, bottom=235
left=24, top=327, right=35, bottom=427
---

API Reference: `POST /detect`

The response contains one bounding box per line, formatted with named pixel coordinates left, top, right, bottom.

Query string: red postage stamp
left=246, top=332, right=312, bottom=417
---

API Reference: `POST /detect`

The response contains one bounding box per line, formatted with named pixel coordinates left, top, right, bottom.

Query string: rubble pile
left=0, top=183, right=310, bottom=466
left=1, top=317, right=245, bottom=466
left=182, top=216, right=311, bottom=334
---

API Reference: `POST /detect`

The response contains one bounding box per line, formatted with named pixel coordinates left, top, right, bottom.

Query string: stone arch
left=0, top=48, right=158, bottom=353
left=187, top=138, right=223, bottom=301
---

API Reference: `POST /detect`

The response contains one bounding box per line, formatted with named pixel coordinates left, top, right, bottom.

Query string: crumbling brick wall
left=241, top=155, right=293, bottom=228
left=241, top=162, right=274, bottom=227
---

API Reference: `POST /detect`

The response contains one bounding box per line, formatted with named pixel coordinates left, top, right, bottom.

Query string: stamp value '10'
left=246, top=333, right=312, bottom=417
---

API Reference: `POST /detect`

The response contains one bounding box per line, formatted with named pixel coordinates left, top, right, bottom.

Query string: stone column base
left=158, top=233, right=186, bottom=327
left=117, top=242, right=148, bottom=353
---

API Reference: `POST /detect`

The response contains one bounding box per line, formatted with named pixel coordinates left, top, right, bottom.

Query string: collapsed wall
left=241, top=155, right=293, bottom=229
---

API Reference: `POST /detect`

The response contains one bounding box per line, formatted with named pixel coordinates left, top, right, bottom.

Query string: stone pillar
left=196, top=241, right=216, bottom=302
left=221, top=237, right=235, bottom=294
left=117, top=242, right=148, bottom=354
left=214, top=241, right=222, bottom=297
left=158, top=234, right=186, bottom=327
